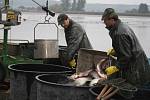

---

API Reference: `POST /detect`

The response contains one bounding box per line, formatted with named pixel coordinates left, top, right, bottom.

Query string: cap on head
left=57, top=14, right=68, bottom=25
left=101, top=8, right=118, bottom=20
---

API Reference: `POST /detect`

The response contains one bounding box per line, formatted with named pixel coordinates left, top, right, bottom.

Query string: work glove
left=107, top=48, right=115, bottom=56
left=69, top=59, right=76, bottom=68
left=105, top=66, right=119, bottom=75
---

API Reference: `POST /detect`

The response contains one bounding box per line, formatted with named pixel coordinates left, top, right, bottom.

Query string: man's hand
left=105, top=66, right=119, bottom=75
left=107, top=48, right=115, bottom=56
left=69, top=59, right=76, bottom=68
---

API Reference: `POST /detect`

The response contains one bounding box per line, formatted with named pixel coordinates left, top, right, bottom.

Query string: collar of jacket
left=106, top=19, right=121, bottom=31
left=65, top=19, right=74, bottom=30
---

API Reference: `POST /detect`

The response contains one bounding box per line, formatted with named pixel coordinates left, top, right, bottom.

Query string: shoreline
left=22, top=11, right=150, bottom=17
left=62, top=11, right=150, bottom=17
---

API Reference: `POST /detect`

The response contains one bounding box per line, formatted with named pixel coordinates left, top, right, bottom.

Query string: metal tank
left=8, top=64, right=73, bottom=100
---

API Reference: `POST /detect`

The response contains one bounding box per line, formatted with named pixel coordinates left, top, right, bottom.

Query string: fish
left=68, top=58, right=109, bottom=86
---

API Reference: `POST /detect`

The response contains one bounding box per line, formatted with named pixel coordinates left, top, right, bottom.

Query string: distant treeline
left=17, top=2, right=150, bottom=15
left=17, top=0, right=86, bottom=12
left=126, top=3, right=149, bottom=14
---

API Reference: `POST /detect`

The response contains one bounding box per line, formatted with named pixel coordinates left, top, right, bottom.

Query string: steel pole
left=2, top=0, right=10, bottom=75
left=2, top=27, right=9, bottom=65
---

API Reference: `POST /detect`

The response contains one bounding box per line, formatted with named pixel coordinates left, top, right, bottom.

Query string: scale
left=32, top=0, right=59, bottom=59
left=0, top=0, right=22, bottom=65
left=0, top=0, right=22, bottom=86
left=0, top=0, right=57, bottom=82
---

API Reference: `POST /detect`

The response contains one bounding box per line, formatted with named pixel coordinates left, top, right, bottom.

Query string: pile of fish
left=68, top=59, right=109, bottom=86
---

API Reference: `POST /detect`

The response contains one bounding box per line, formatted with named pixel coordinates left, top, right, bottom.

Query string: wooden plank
left=76, top=49, right=108, bottom=73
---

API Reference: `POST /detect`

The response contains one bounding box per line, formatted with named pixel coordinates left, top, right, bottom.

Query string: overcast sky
left=86, top=0, right=150, bottom=5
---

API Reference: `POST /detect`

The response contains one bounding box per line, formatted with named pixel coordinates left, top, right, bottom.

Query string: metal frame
left=33, top=22, right=59, bottom=42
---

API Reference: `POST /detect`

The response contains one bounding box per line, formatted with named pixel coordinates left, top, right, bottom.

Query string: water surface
left=0, top=12, right=150, bottom=57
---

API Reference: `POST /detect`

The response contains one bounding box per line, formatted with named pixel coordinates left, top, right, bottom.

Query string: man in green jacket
left=57, top=14, right=92, bottom=68
left=102, top=8, right=150, bottom=87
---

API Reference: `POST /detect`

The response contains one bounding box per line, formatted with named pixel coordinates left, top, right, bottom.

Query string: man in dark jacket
left=57, top=14, right=92, bottom=68
left=101, top=8, right=150, bottom=87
